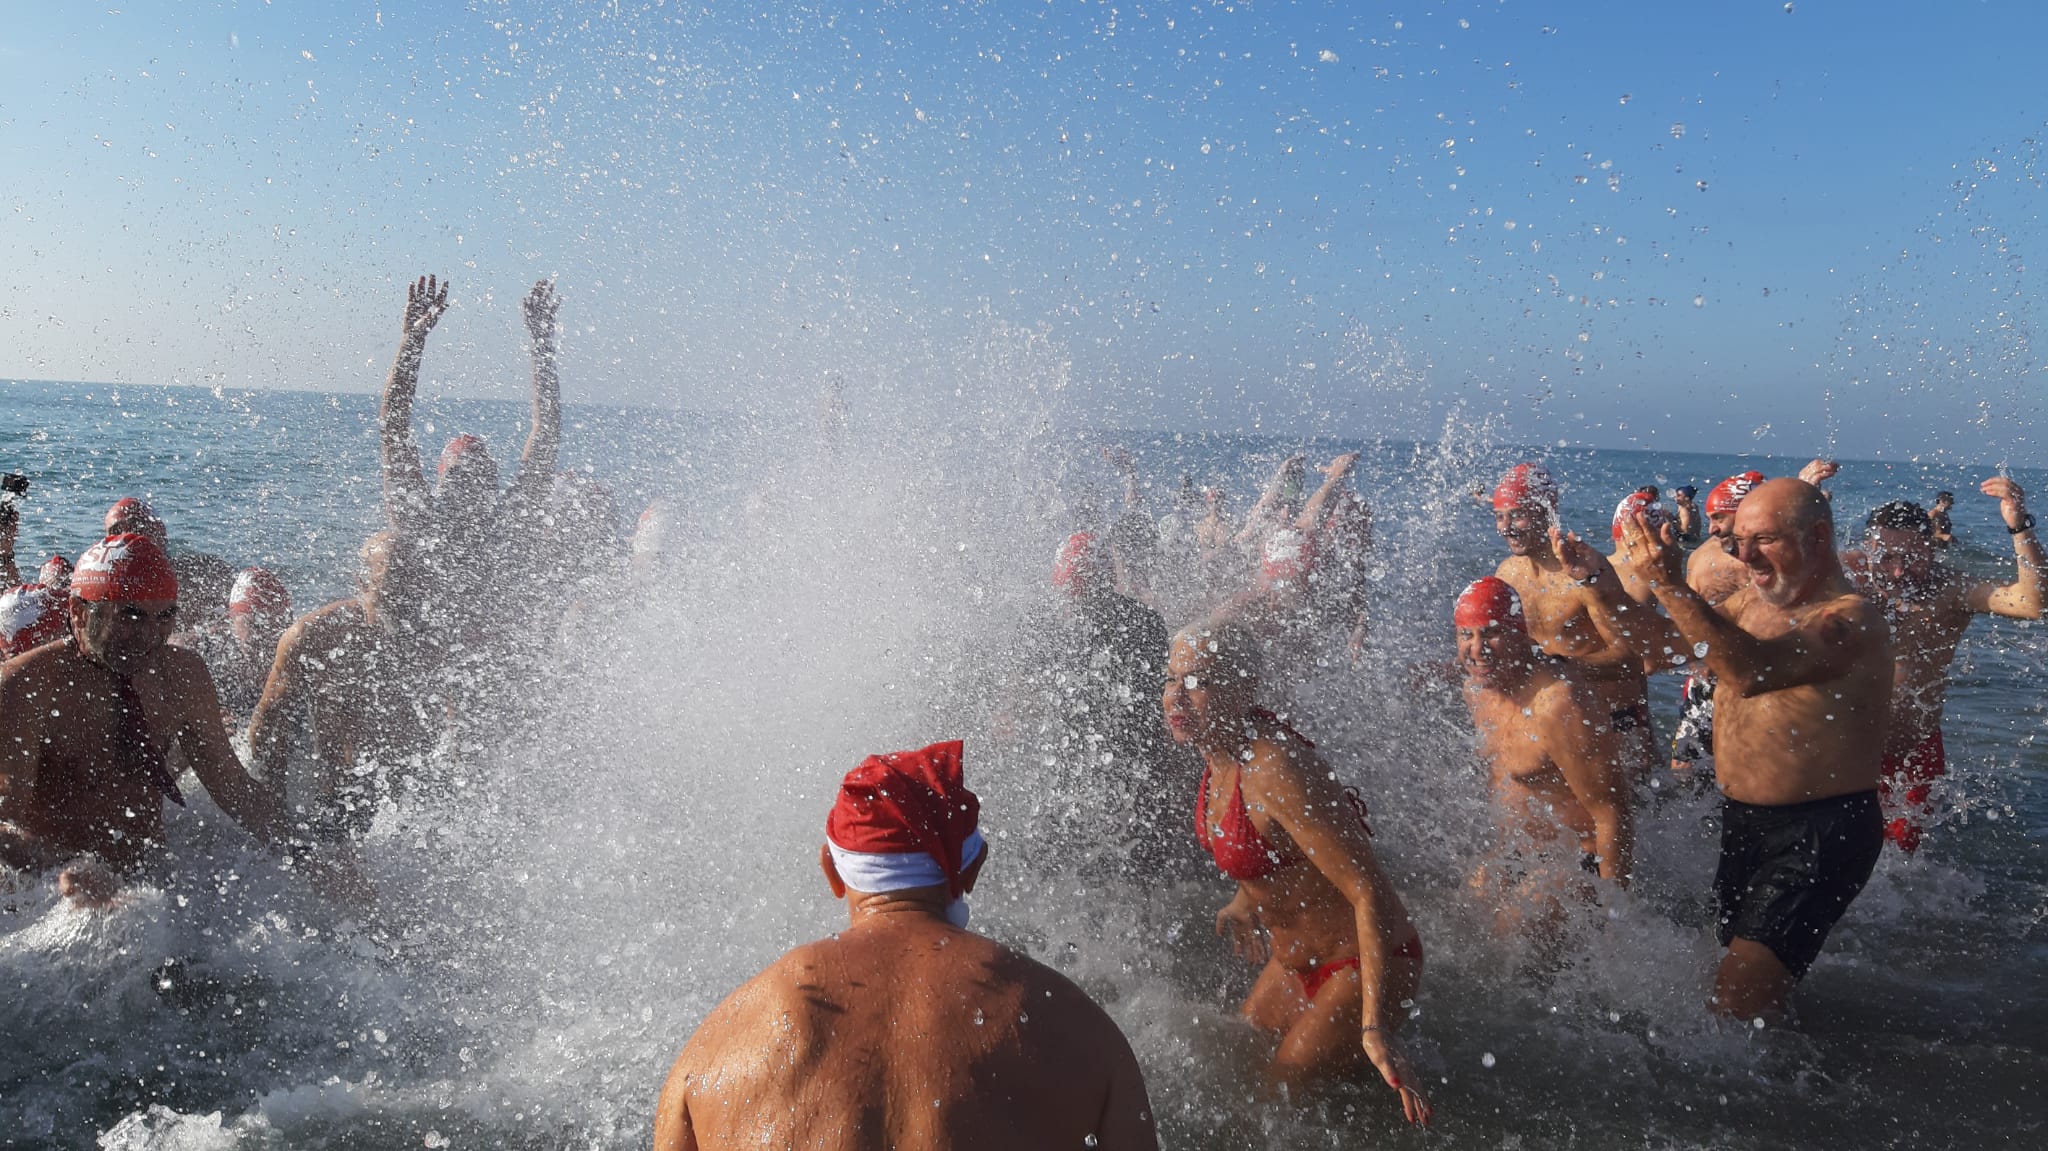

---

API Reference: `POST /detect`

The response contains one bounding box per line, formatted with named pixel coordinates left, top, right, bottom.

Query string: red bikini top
left=1194, top=709, right=1371, bottom=883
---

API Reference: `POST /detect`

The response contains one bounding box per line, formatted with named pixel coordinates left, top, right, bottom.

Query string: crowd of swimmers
left=2, top=277, right=2041, bottom=1145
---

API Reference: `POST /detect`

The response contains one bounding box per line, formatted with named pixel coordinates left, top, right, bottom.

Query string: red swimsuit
left=1193, top=715, right=1418, bottom=1001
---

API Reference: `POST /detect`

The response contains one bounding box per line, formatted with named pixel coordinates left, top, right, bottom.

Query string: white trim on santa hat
left=826, top=829, right=986, bottom=894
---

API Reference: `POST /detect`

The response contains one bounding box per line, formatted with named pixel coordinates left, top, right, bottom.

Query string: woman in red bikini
left=1162, top=621, right=1430, bottom=1126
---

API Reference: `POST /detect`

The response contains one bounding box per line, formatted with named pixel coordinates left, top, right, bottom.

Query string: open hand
left=1216, top=892, right=1269, bottom=965
left=1981, top=476, right=2029, bottom=529
left=1549, top=525, right=1616, bottom=585
left=1798, top=458, right=1840, bottom=486
left=523, top=279, right=561, bottom=343
left=1363, top=1030, right=1432, bottom=1127
left=1616, top=512, right=1685, bottom=590
left=1321, top=451, right=1361, bottom=480
left=401, top=275, right=450, bottom=344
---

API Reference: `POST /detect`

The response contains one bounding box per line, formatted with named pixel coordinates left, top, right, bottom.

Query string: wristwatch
left=2010, top=513, right=2036, bottom=535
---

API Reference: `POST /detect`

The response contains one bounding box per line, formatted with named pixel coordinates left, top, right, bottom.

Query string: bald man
left=1617, top=479, right=1890, bottom=1019
left=654, top=741, right=1156, bottom=1150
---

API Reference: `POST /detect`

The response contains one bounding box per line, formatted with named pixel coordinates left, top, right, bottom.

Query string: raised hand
left=1798, top=458, right=1840, bottom=486
left=1981, top=476, right=2030, bottom=529
left=523, top=279, right=561, bottom=344
left=1550, top=525, right=1616, bottom=585
left=1320, top=451, right=1361, bottom=480
left=1615, top=512, right=1685, bottom=590
left=401, top=275, right=450, bottom=345
left=1362, top=1030, right=1432, bottom=1127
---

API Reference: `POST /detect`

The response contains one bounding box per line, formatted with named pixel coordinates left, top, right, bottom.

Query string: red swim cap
left=72, top=533, right=179, bottom=603
left=228, top=567, right=291, bottom=619
left=1454, top=576, right=1526, bottom=632
left=825, top=740, right=982, bottom=899
left=0, top=583, right=69, bottom=658
left=1052, top=531, right=1105, bottom=594
left=37, top=555, right=72, bottom=592
left=1261, top=527, right=1316, bottom=585
left=105, top=497, right=169, bottom=547
left=1612, top=490, right=1675, bottom=541
left=437, top=433, right=492, bottom=478
left=1493, top=463, right=1560, bottom=514
left=1705, top=471, right=1766, bottom=518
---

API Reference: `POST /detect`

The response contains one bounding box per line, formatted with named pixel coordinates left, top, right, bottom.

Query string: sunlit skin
left=1492, top=504, right=1656, bottom=781
left=0, top=594, right=367, bottom=909
left=1616, top=478, right=1892, bottom=1019
left=1457, top=620, right=1635, bottom=940
left=379, top=275, right=562, bottom=650
left=1162, top=633, right=1430, bottom=1126
left=248, top=533, right=445, bottom=844
left=1839, top=477, right=2044, bottom=761
left=652, top=848, right=1158, bottom=1151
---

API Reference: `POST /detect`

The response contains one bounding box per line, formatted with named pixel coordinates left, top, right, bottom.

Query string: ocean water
left=2, top=378, right=2043, bottom=1149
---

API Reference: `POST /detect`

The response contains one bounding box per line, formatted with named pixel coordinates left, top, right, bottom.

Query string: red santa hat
left=824, top=740, right=984, bottom=898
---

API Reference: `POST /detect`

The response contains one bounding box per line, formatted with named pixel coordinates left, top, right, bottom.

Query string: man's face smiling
left=1495, top=505, right=1550, bottom=557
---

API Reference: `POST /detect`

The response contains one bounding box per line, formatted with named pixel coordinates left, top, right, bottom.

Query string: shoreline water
left=3, top=381, right=2043, bottom=1149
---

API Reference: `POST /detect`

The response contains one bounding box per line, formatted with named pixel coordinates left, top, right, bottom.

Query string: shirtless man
left=379, top=276, right=561, bottom=648
left=1488, top=463, right=1655, bottom=776
left=1672, top=462, right=1839, bottom=776
left=653, top=741, right=1157, bottom=1151
left=247, top=533, right=445, bottom=841
left=1455, top=577, right=1634, bottom=938
left=0, top=535, right=364, bottom=908
left=1842, top=483, right=2043, bottom=852
left=1616, top=479, right=1891, bottom=1018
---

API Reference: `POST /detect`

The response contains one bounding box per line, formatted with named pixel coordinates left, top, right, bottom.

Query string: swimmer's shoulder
left=283, top=599, right=372, bottom=647
left=2, top=637, right=75, bottom=686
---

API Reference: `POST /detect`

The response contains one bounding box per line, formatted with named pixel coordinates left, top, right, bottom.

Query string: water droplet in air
left=1085, top=1136, right=1100, bottom=1148
left=1481, top=1052, right=1497, bottom=1068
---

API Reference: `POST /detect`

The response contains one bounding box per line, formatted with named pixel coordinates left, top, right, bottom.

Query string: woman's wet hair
left=1866, top=499, right=1934, bottom=538
left=1171, top=619, right=1263, bottom=686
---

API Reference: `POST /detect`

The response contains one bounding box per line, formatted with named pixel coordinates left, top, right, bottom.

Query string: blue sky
left=2, top=1, right=2042, bottom=461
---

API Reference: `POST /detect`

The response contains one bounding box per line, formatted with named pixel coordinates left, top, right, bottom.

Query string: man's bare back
left=0, top=638, right=260, bottom=871
left=657, top=913, right=1154, bottom=1151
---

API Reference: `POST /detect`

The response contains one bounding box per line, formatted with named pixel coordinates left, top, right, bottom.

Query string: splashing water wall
left=4, top=4, right=2048, bottom=1149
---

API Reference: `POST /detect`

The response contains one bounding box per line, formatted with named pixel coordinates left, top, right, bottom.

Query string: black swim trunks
left=1714, top=790, right=1884, bottom=979
left=1610, top=703, right=1652, bottom=734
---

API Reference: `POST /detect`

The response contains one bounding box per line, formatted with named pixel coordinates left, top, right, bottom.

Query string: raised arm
left=1543, top=680, right=1636, bottom=884
left=0, top=511, right=19, bottom=587
left=510, top=279, right=563, bottom=507
left=1234, top=453, right=1305, bottom=545
left=1621, top=515, right=1883, bottom=696
left=1293, top=452, right=1360, bottom=534
left=1964, top=477, right=2045, bottom=619
left=381, top=275, right=450, bottom=536
left=1552, top=526, right=1684, bottom=670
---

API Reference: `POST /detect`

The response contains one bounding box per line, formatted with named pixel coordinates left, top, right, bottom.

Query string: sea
left=1, top=377, right=2042, bottom=1149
